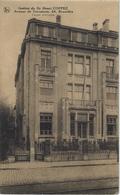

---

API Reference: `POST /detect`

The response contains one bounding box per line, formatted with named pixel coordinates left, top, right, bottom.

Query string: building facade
left=15, top=16, right=118, bottom=159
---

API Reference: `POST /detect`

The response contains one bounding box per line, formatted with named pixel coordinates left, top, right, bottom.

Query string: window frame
left=74, top=55, right=84, bottom=75
left=107, top=115, right=117, bottom=136
left=41, top=50, right=51, bottom=71
left=40, top=113, right=53, bottom=135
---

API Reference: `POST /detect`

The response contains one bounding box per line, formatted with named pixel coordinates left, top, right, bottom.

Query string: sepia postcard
left=0, top=0, right=119, bottom=194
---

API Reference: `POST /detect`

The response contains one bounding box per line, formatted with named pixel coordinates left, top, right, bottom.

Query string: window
left=86, top=85, right=91, bottom=101
left=107, top=116, right=117, bottom=136
left=88, top=34, right=97, bottom=45
left=40, top=81, right=53, bottom=88
left=41, top=50, right=51, bottom=71
left=43, top=27, right=49, bottom=37
left=37, top=25, right=43, bottom=36
left=40, top=113, right=53, bottom=135
left=106, top=59, right=114, bottom=75
left=71, top=31, right=77, bottom=42
left=89, top=114, right=94, bottom=136
left=81, top=33, right=87, bottom=43
left=108, top=38, right=117, bottom=48
left=74, top=55, right=84, bottom=75
left=102, top=37, right=108, bottom=46
left=48, top=27, right=56, bottom=38
left=67, top=54, right=73, bottom=74
left=106, top=86, right=117, bottom=101
left=85, top=57, right=91, bottom=76
left=67, top=83, right=73, bottom=99
left=77, top=33, right=82, bottom=42
left=70, top=113, right=75, bottom=136
left=61, top=29, right=70, bottom=41
left=74, top=84, right=83, bottom=100
left=77, top=114, right=87, bottom=138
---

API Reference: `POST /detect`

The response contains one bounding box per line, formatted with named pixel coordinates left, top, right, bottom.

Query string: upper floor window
left=74, top=55, right=84, bottom=75
left=102, top=37, right=108, bottom=46
left=37, top=25, right=43, bottom=36
left=67, top=54, right=73, bottom=74
left=81, top=33, right=88, bottom=43
left=106, top=59, right=114, bottom=75
left=71, top=31, right=77, bottom=42
left=106, top=86, right=117, bottom=102
left=48, top=27, right=56, bottom=38
left=41, top=50, right=51, bottom=71
left=74, top=84, right=84, bottom=100
left=85, top=56, right=91, bottom=76
left=86, top=85, right=91, bottom=101
left=107, top=115, right=117, bottom=136
left=43, top=27, right=49, bottom=37
left=67, top=83, right=73, bottom=99
left=108, top=38, right=117, bottom=48
left=61, top=28, right=70, bottom=41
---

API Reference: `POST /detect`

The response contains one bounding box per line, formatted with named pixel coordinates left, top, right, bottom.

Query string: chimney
left=102, top=19, right=110, bottom=32
left=93, top=22, right=98, bottom=31
left=56, top=15, right=61, bottom=24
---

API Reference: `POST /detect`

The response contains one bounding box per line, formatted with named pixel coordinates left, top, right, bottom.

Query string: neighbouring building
left=15, top=16, right=119, bottom=160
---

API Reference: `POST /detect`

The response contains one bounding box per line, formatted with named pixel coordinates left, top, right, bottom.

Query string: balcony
left=68, top=99, right=96, bottom=110
left=106, top=73, right=118, bottom=82
left=39, top=67, right=55, bottom=77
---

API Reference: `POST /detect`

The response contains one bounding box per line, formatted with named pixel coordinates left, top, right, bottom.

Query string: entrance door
left=77, top=122, right=87, bottom=138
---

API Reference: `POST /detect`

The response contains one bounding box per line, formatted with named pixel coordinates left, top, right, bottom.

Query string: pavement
left=0, top=159, right=118, bottom=187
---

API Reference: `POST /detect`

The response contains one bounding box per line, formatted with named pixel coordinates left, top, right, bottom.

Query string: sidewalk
left=0, top=159, right=118, bottom=187
left=0, top=159, right=117, bottom=170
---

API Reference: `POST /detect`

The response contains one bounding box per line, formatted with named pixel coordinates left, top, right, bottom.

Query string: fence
left=35, top=139, right=118, bottom=162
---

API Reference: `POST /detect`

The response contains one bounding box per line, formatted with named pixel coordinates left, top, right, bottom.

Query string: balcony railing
left=69, top=99, right=96, bottom=108
left=106, top=73, right=118, bottom=81
left=39, top=67, right=55, bottom=76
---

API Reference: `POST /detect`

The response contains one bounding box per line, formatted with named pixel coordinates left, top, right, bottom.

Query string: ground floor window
left=89, top=114, right=94, bottom=137
left=40, top=113, right=53, bottom=135
left=70, top=113, right=75, bottom=136
left=77, top=114, right=87, bottom=138
left=78, top=122, right=87, bottom=138
left=107, top=115, right=117, bottom=136
left=70, top=113, right=96, bottom=138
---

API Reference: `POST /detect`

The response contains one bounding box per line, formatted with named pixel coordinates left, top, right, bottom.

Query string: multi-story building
left=15, top=16, right=118, bottom=160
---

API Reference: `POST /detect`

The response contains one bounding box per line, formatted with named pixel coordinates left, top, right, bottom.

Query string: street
left=0, top=160, right=118, bottom=194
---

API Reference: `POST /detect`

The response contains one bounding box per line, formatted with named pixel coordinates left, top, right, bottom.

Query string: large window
left=106, top=59, right=114, bottom=75
left=40, top=113, right=53, bottom=135
left=77, top=114, right=87, bottom=138
left=70, top=113, right=75, bottom=136
left=106, top=86, right=117, bottom=101
left=74, top=84, right=84, bottom=100
left=67, top=54, right=73, bottom=74
left=41, top=50, right=51, bottom=71
left=67, top=83, right=73, bottom=99
left=74, top=55, right=84, bottom=75
left=107, top=116, right=117, bottom=136
left=89, top=114, right=94, bottom=137
left=85, top=57, right=91, bottom=76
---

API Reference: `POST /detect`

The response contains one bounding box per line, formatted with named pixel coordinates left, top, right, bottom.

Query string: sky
left=0, top=0, right=119, bottom=106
